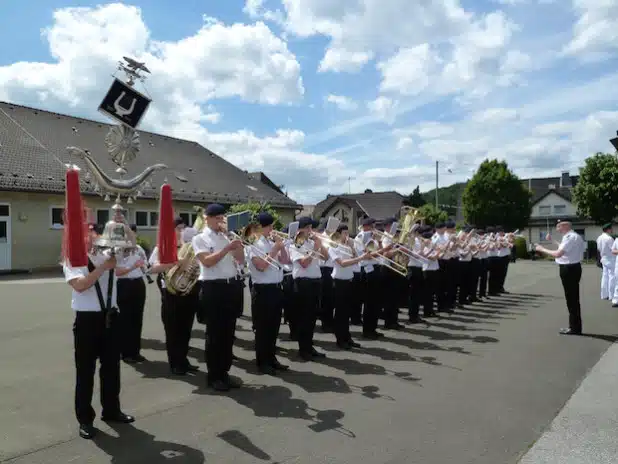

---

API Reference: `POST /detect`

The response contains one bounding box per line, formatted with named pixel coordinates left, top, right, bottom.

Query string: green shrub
left=136, top=235, right=152, bottom=256
left=513, top=236, right=528, bottom=259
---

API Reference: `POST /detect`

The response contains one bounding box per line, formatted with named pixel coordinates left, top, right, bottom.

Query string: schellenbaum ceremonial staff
left=535, top=220, right=586, bottom=335
left=61, top=168, right=135, bottom=440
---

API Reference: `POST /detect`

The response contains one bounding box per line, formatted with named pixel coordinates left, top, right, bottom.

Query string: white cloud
left=564, top=0, right=618, bottom=57
left=325, top=94, right=358, bottom=111
left=471, top=108, right=519, bottom=124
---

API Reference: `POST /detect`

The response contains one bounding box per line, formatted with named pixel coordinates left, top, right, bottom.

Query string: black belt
left=253, top=282, right=282, bottom=287
left=202, top=277, right=237, bottom=284
left=559, top=262, right=581, bottom=267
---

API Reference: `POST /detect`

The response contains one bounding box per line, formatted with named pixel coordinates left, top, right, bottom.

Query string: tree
left=228, top=201, right=284, bottom=230
left=417, top=203, right=448, bottom=225
left=403, top=185, right=426, bottom=207
left=462, top=159, right=532, bottom=230
left=572, top=152, right=618, bottom=224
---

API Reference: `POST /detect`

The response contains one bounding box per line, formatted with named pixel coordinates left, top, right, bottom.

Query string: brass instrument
left=363, top=238, right=408, bottom=277
left=165, top=206, right=204, bottom=296
left=294, top=230, right=327, bottom=259
left=230, top=223, right=281, bottom=269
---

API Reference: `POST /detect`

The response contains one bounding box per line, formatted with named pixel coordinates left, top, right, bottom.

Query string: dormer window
left=548, top=184, right=556, bottom=189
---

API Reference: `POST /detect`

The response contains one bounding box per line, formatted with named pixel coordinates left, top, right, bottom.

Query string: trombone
left=363, top=239, right=408, bottom=277
left=226, top=223, right=282, bottom=270
left=294, top=231, right=327, bottom=259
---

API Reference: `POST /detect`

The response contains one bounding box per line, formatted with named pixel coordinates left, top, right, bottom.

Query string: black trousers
left=458, top=261, right=473, bottom=304
left=333, top=279, right=354, bottom=344
left=447, top=260, right=460, bottom=306
left=437, top=260, right=451, bottom=310
left=478, top=258, right=488, bottom=297
left=407, top=266, right=424, bottom=319
left=294, top=278, right=321, bottom=354
left=162, top=288, right=198, bottom=369
left=73, top=311, right=121, bottom=425
left=117, top=277, right=146, bottom=359
left=382, top=267, right=400, bottom=325
left=200, top=280, right=237, bottom=382
left=559, top=263, right=582, bottom=332
left=252, top=283, right=283, bottom=366
left=282, top=274, right=295, bottom=325
left=499, top=255, right=510, bottom=290
left=487, top=257, right=501, bottom=294
left=350, top=272, right=363, bottom=323
left=470, top=259, right=482, bottom=299
left=423, top=270, right=438, bottom=314
left=320, top=267, right=334, bottom=328
left=362, top=269, right=381, bottom=335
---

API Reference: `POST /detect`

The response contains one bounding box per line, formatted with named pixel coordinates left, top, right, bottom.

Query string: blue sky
left=1, top=0, right=617, bottom=204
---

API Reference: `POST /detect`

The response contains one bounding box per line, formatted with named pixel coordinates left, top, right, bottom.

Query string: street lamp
left=610, top=131, right=618, bottom=152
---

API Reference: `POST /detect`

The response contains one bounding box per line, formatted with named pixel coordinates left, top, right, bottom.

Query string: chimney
left=560, top=171, right=571, bottom=188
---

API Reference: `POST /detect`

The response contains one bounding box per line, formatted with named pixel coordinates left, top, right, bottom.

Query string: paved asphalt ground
left=0, top=261, right=616, bottom=464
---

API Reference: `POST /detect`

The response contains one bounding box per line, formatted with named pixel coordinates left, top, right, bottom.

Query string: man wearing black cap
left=470, top=229, right=486, bottom=301
left=247, top=212, right=290, bottom=374
left=432, top=222, right=451, bottom=312
left=317, top=221, right=335, bottom=333
left=288, top=216, right=328, bottom=360
left=355, top=217, right=387, bottom=339
left=192, top=204, right=245, bottom=390
left=596, top=223, right=615, bottom=301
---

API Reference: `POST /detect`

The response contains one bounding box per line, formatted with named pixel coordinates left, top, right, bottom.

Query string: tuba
left=165, top=206, right=204, bottom=296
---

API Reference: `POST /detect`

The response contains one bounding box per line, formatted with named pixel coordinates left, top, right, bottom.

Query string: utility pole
left=348, top=177, right=352, bottom=194
left=435, top=160, right=439, bottom=209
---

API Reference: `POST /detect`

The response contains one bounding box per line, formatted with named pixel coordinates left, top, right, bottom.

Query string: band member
left=318, top=224, right=335, bottom=333
left=280, top=226, right=296, bottom=331
left=486, top=226, right=501, bottom=296
left=535, top=221, right=585, bottom=335
left=421, top=229, right=441, bottom=317
left=247, top=212, right=290, bottom=374
left=470, top=229, right=485, bottom=301
left=62, top=169, right=134, bottom=440
left=457, top=227, right=474, bottom=306
left=432, top=222, right=451, bottom=312
left=329, top=225, right=370, bottom=349
left=192, top=204, right=245, bottom=391
left=116, top=224, right=148, bottom=364
left=149, top=220, right=198, bottom=375
left=405, top=224, right=426, bottom=324
left=597, top=224, right=616, bottom=300
left=379, top=218, right=404, bottom=329
left=355, top=217, right=386, bottom=339
left=495, top=226, right=511, bottom=293
left=289, top=216, right=328, bottom=360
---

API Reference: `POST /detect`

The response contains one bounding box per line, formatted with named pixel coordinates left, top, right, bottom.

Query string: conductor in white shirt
left=536, top=220, right=586, bottom=335
left=596, top=223, right=615, bottom=300
left=192, top=204, right=245, bottom=391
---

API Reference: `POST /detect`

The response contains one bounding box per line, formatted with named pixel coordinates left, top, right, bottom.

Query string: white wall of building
left=531, top=192, right=577, bottom=218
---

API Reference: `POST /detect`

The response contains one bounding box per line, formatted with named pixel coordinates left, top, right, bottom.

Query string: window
left=553, top=205, right=566, bottom=214
left=539, top=231, right=548, bottom=241
left=135, top=210, right=158, bottom=227
left=0, top=204, right=9, bottom=216
left=50, top=207, right=64, bottom=227
left=96, top=209, right=110, bottom=225
left=574, top=228, right=585, bottom=238
left=0, top=221, right=6, bottom=242
left=538, top=205, right=550, bottom=215
left=179, top=212, right=199, bottom=227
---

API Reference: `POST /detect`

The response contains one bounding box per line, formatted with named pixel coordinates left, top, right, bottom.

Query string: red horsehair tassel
left=157, top=183, right=177, bottom=264
left=63, top=169, right=88, bottom=267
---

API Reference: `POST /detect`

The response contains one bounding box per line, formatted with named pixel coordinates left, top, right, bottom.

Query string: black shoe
left=224, top=374, right=242, bottom=388
left=337, top=341, right=352, bottom=350
left=311, top=348, right=326, bottom=358
left=298, top=351, right=313, bottom=361
left=79, top=423, right=96, bottom=439
left=348, top=340, right=361, bottom=348
left=559, top=328, right=582, bottom=335
left=423, top=312, right=437, bottom=318
left=122, top=356, right=139, bottom=364
left=258, top=365, right=277, bottom=375
left=210, top=379, right=230, bottom=391
left=362, top=332, right=379, bottom=340
left=384, top=323, right=404, bottom=330
left=273, top=360, right=289, bottom=371
left=232, top=354, right=239, bottom=361
left=184, top=363, right=199, bottom=372
left=101, top=412, right=135, bottom=424
left=171, top=367, right=187, bottom=376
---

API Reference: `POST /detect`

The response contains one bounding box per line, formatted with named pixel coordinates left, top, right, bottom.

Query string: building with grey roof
left=0, top=101, right=300, bottom=271
left=312, top=190, right=406, bottom=231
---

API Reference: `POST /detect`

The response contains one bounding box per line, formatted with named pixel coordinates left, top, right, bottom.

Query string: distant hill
left=421, top=182, right=466, bottom=218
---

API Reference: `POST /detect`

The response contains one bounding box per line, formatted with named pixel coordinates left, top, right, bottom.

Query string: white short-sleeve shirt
left=248, top=235, right=284, bottom=284
left=64, top=253, right=118, bottom=311
left=117, top=245, right=147, bottom=280
left=598, top=233, right=615, bottom=264
left=422, top=246, right=440, bottom=271
left=289, top=239, right=322, bottom=279
left=329, top=247, right=355, bottom=281
left=556, top=230, right=585, bottom=265
left=192, top=227, right=237, bottom=280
